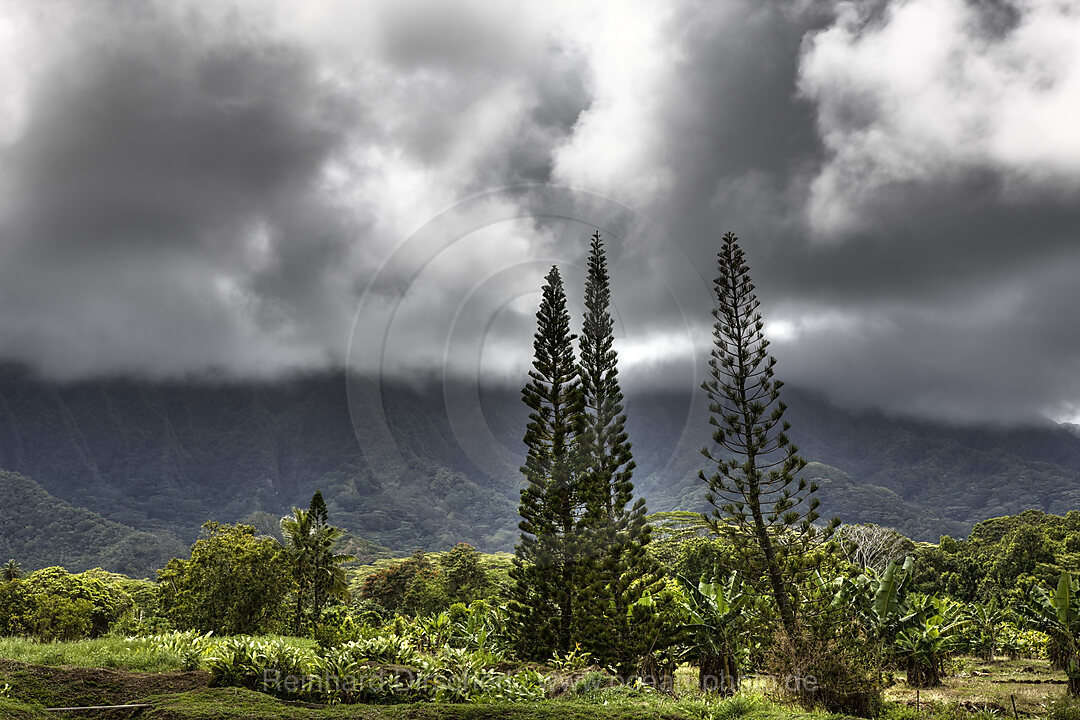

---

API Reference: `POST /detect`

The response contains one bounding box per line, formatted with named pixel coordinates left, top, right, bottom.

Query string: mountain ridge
left=2, top=363, right=1079, bottom=571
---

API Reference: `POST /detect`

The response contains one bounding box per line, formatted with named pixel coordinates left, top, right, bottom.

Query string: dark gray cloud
left=1, top=0, right=1079, bottom=423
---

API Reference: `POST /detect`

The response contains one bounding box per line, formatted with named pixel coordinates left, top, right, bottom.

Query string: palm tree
left=306, top=490, right=352, bottom=617
left=281, top=507, right=314, bottom=634
left=2, top=559, right=21, bottom=581
left=281, top=491, right=354, bottom=634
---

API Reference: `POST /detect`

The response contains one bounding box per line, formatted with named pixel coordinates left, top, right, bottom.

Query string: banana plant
left=965, top=597, right=1008, bottom=661
left=857, top=556, right=916, bottom=675
left=676, top=573, right=750, bottom=695
left=872, top=556, right=915, bottom=633
left=1024, top=571, right=1080, bottom=696
left=894, top=600, right=972, bottom=690
left=893, top=597, right=968, bottom=688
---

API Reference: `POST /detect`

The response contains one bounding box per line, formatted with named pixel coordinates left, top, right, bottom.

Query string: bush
left=1050, top=695, right=1080, bottom=720
left=0, top=567, right=132, bottom=640
left=765, top=625, right=883, bottom=718
left=195, top=632, right=548, bottom=705
left=312, top=604, right=363, bottom=649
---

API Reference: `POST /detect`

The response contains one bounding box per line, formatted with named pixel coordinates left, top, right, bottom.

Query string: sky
left=0, top=0, right=1079, bottom=423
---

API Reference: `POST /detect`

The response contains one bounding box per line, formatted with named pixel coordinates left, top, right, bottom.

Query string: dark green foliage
left=359, top=550, right=448, bottom=616
left=912, top=510, right=1080, bottom=602
left=672, top=536, right=740, bottom=582
left=352, top=546, right=495, bottom=619
left=0, top=566, right=131, bottom=640
left=574, top=232, right=662, bottom=674
left=438, top=542, right=491, bottom=604
left=699, top=232, right=837, bottom=636
left=0, top=470, right=183, bottom=577
left=281, top=491, right=354, bottom=634
left=157, top=522, right=290, bottom=635
left=510, top=266, right=585, bottom=660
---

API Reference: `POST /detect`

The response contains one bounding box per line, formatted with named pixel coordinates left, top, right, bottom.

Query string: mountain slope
left=0, top=365, right=520, bottom=556
left=0, top=469, right=184, bottom=577
left=3, top=363, right=1080, bottom=567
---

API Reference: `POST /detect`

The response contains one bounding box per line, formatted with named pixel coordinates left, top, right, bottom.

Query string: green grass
left=884, top=656, right=1067, bottom=716
left=143, top=687, right=833, bottom=720
left=0, top=634, right=320, bottom=672
left=1, top=639, right=1070, bottom=720
left=0, top=636, right=185, bottom=672
left=0, top=697, right=50, bottom=720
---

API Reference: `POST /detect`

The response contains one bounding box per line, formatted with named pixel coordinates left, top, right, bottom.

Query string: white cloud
left=550, top=0, right=680, bottom=205
left=798, top=0, right=1080, bottom=237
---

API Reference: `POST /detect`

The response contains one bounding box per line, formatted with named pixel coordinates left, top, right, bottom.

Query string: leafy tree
left=699, top=231, right=837, bottom=637
left=0, top=581, right=28, bottom=636
left=437, top=543, right=491, bottom=605
left=575, top=231, right=661, bottom=673
left=0, top=566, right=131, bottom=640
left=911, top=511, right=1077, bottom=602
left=991, top=524, right=1054, bottom=591
left=158, top=522, right=290, bottom=635
left=281, top=491, right=354, bottom=633
left=359, top=550, right=447, bottom=616
left=2, top=559, right=20, bottom=582
left=509, top=265, right=584, bottom=660
left=674, top=536, right=740, bottom=585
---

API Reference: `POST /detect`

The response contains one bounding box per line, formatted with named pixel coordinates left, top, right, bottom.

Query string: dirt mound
left=0, top=658, right=210, bottom=709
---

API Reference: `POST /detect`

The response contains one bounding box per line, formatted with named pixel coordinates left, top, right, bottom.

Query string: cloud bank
left=1, top=0, right=1079, bottom=423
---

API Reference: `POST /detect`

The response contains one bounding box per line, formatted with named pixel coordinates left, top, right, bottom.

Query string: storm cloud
left=1, top=0, right=1079, bottom=423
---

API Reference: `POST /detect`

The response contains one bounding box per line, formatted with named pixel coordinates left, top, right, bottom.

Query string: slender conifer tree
left=509, top=266, right=583, bottom=659
left=575, top=231, right=659, bottom=673
left=700, top=232, right=838, bottom=638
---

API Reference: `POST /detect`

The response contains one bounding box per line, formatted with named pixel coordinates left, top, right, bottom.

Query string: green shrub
left=1050, top=695, right=1080, bottom=720
left=0, top=567, right=132, bottom=640
left=312, top=605, right=362, bottom=650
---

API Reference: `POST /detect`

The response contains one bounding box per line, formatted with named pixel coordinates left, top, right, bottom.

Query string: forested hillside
left=0, top=364, right=520, bottom=558
left=0, top=470, right=183, bottom=576
left=4, top=362, right=1080, bottom=572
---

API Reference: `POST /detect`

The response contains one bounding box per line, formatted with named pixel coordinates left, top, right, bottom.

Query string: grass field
left=885, top=657, right=1070, bottom=717
left=0, top=640, right=1076, bottom=720
left=0, top=635, right=318, bottom=673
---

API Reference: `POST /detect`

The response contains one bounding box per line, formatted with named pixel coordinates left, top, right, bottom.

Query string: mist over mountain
left=3, top=363, right=1080, bottom=573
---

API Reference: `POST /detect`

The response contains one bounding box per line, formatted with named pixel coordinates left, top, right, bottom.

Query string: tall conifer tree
left=509, top=266, right=584, bottom=659
left=576, top=231, right=659, bottom=674
left=700, top=232, right=837, bottom=638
